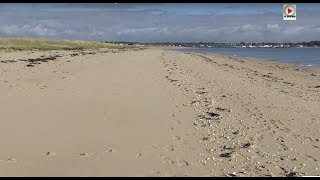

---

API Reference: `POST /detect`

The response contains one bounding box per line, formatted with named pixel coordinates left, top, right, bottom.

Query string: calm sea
left=170, top=47, right=320, bottom=68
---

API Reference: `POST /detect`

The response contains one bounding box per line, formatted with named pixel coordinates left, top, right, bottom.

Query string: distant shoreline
left=165, top=47, right=320, bottom=69
left=162, top=46, right=320, bottom=49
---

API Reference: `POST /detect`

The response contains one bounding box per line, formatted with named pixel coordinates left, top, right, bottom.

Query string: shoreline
left=164, top=47, right=320, bottom=70
left=196, top=51, right=320, bottom=73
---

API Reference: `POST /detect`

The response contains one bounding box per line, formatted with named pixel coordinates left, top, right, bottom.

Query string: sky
left=0, top=3, right=320, bottom=43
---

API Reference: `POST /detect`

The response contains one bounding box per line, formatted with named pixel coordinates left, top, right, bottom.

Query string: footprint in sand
left=40, top=86, right=47, bottom=89
left=178, top=160, right=190, bottom=167
left=79, top=153, right=89, bottom=157
left=151, top=144, right=160, bottom=149
left=45, top=152, right=56, bottom=157
left=160, top=154, right=175, bottom=164
left=105, top=146, right=117, bottom=153
left=135, top=149, right=143, bottom=158
left=136, top=153, right=142, bottom=159
left=163, top=145, right=174, bottom=152
left=6, top=158, right=17, bottom=163
left=147, top=169, right=161, bottom=176
left=175, top=119, right=182, bottom=124
left=172, top=135, right=181, bottom=141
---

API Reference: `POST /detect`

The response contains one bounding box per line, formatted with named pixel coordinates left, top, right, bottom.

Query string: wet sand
left=0, top=47, right=319, bottom=176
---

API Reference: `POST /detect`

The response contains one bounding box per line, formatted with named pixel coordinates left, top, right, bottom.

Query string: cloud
left=0, top=24, right=57, bottom=37
left=0, top=4, right=319, bottom=42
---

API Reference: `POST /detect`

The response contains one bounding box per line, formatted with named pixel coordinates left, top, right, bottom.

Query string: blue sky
left=0, top=3, right=320, bottom=42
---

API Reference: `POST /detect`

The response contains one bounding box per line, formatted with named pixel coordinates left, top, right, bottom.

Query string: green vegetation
left=0, top=38, right=134, bottom=51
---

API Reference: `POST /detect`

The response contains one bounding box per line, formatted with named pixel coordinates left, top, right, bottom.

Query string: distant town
left=104, top=41, right=320, bottom=48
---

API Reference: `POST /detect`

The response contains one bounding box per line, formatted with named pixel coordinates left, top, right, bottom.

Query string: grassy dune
left=0, top=38, right=134, bottom=51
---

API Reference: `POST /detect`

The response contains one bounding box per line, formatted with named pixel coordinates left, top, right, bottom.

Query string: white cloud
left=0, top=6, right=319, bottom=42
left=0, top=24, right=57, bottom=37
left=266, top=24, right=281, bottom=31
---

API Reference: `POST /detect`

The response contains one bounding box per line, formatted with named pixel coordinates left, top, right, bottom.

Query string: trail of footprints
left=0, top=146, right=118, bottom=164
left=0, top=46, right=139, bottom=164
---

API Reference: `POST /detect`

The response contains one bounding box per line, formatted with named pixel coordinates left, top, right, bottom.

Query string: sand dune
left=0, top=47, right=319, bottom=176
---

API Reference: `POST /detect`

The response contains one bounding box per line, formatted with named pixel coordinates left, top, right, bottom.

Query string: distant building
left=262, top=45, right=271, bottom=48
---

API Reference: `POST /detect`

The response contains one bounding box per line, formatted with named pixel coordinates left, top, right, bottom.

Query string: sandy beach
left=0, top=47, right=319, bottom=176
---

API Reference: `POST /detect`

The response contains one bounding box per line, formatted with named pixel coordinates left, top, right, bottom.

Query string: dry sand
left=0, top=47, right=319, bottom=176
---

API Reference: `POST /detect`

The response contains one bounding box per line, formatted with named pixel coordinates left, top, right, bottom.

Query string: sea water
left=170, top=47, right=320, bottom=68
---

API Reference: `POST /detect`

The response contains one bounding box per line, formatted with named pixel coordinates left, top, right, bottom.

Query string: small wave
left=299, top=64, right=314, bottom=67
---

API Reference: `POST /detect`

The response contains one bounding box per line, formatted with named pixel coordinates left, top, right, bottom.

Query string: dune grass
left=0, top=38, right=134, bottom=51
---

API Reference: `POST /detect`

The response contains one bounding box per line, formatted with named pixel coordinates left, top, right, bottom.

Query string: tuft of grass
left=0, top=38, right=135, bottom=51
